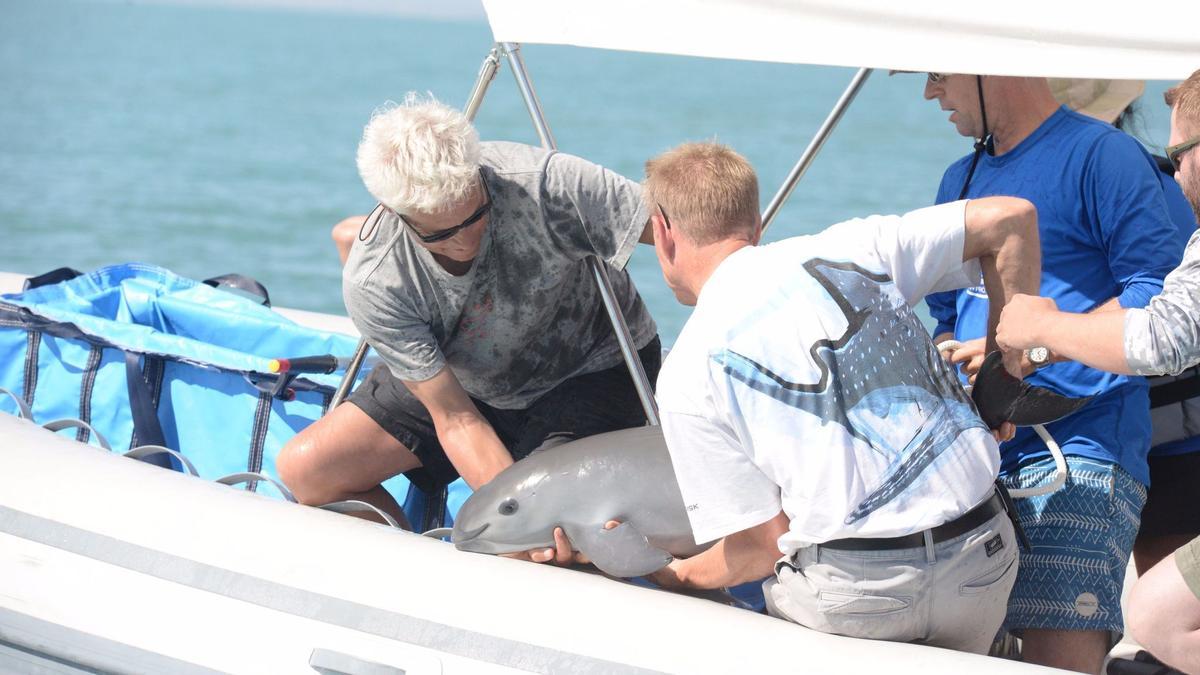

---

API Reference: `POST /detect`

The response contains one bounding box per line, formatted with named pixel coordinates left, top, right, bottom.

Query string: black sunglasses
left=1166, top=136, right=1200, bottom=172
left=657, top=203, right=673, bottom=230
left=396, top=171, right=492, bottom=244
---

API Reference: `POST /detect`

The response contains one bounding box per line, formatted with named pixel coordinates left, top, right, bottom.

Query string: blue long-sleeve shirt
left=928, top=107, right=1184, bottom=484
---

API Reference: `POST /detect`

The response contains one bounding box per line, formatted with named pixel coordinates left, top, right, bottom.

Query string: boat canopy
left=482, top=0, right=1200, bottom=80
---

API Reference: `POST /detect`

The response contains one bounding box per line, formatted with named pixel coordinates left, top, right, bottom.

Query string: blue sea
left=0, top=0, right=1179, bottom=345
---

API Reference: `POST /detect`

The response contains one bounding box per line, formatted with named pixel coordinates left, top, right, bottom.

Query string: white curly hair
left=356, top=93, right=482, bottom=215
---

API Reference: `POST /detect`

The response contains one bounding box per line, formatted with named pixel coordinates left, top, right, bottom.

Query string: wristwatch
left=1026, top=346, right=1051, bottom=368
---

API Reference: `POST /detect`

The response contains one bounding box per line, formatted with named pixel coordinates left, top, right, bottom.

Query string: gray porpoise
left=451, top=425, right=710, bottom=578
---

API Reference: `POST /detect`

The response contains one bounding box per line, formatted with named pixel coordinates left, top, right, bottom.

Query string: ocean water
left=0, top=0, right=1179, bottom=345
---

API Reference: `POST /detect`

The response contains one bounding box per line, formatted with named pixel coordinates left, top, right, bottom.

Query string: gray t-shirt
left=343, top=141, right=657, bottom=410
left=1125, top=228, right=1200, bottom=376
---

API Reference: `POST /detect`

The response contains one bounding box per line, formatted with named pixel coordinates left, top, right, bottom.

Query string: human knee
left=277, top=434, right=337, bottom=506
left=332, top=216, right=359, bottom=246
left=332, top=216, right=364, bottom=264
left=1127, top=593, right=1157, bottom=650
left=1128, top=561, right=1176, bottom=650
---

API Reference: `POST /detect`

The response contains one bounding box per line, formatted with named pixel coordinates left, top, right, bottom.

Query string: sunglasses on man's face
left=927, top=72, right=949, bottom=84
left=397, top=171, right=492, bottom=244
left=1166, top=136, right=1200, bottom=172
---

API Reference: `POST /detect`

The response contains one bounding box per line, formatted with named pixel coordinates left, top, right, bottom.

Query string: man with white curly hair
left=279, top=96, right=660, bottom=558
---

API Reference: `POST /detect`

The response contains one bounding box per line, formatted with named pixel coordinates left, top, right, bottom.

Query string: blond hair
left=356, top=93, right=481, bottom=215
left=1165, top=69, right=1200, bottom=136
left=643, top=142, right=760, bottom=246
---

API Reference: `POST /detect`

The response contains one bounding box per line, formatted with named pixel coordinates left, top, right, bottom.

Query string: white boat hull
left=0, top=413, right=1059, bottom=674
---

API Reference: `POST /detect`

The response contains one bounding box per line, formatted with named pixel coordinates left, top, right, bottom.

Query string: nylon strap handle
left=0, top=386, right=32, bottom=420
left=42, top=418, right=112, bottom=451
left=125, top=352, right=167, bottom=451
left=215, top=472, right=298, bottom=502
left=125, top=445, right=200, bottom=477
left=317, top=500, right=407, bottom=530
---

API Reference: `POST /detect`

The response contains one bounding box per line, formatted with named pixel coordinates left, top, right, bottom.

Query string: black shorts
left=347, top=336, right=662, bottom=493
left=1138, top=451, right=1200, bottom=538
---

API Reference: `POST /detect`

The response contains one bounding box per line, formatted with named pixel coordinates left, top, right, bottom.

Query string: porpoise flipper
left=971, top=351, right=1093, bottom=429
left=563, top=522, right=673, bottom=578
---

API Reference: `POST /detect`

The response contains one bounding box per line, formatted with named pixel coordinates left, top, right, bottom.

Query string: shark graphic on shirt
left=714, top=258, right=986, bottom=524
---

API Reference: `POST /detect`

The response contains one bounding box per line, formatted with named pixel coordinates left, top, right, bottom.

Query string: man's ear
left=652, top=213, right=675, bottom=262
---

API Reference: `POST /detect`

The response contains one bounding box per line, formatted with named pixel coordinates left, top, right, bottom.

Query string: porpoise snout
left=452, top=522, right=490, bottom=548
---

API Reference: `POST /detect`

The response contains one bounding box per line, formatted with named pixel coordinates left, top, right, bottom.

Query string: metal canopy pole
left=761, top=67, right=873, bottom=232
left=500, top=42, right=660, bottom=426
left=464, top=45, right=502, bottom=122
left=329, top=46, right=507, bottom=411
left=500, top=43, right=557, bottom=148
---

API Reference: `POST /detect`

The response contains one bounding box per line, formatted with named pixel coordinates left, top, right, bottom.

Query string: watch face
left=1029, top=346, right=1049, bottom=364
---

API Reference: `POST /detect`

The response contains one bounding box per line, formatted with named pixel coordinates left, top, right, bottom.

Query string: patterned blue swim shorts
left=1000, top=456, right=1146, bottom=640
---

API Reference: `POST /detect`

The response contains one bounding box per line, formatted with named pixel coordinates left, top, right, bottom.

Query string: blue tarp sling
left=0, top=263, right=467, bottom=528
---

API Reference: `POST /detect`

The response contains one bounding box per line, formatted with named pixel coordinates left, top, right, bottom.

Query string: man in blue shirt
left=1049, top=79, right=1200, bottom=580
left=997, top=71, right=1200, bottom=675
left=923, top=73, right=1184, bottom=673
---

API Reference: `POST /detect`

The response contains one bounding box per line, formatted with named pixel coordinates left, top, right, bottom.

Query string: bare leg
left=1019, top=629, right=1109, bottom=674
left=278, top=401, right=419, bottom=529
left=332, top=215, right=367, bottom=265
left=1129, top=551, right=1200, bottom=673
left=336, top=484, right=414, bottom=531
left=1133, top=532, right=1195, bottom=576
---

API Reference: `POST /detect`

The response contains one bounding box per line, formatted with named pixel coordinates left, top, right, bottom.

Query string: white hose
left=935, top=339, right=965, bottom=356
left=1010, top=424, right=1069, bottom=498
left=935, top=339, right=1067, bottom=498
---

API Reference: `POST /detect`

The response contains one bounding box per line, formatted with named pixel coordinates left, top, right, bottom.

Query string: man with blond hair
left=644, top=141, right=1041, bottom=653
left=278, top=95, right=660, bottom=551
left=997, top=70, right=1200, bottom=674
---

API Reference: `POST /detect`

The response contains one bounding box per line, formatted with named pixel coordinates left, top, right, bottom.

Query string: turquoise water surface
left=0, top=0, right=1178, bottom=344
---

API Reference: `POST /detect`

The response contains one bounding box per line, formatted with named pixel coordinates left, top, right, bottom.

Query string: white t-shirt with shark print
left=657, top=200, right=1000, bottom=553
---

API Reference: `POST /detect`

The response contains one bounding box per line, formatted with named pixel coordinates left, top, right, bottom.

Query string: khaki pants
left=765, top=512, right=1017, bottom=654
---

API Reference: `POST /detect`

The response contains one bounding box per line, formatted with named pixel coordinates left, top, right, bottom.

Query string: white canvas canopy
left=482, top=0, right=1200, bottom=80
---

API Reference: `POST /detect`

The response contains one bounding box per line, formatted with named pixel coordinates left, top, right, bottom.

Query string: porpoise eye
left=498, top=499, right=519, bottom=516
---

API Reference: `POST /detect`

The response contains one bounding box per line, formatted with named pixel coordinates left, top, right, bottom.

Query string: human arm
left=958, top=197, right=1041, bottom=361
left=998, top=236, right=1200, bottom=376
left=864, top=197, right=1038, bottom=375
left=996, top=295, right=1130, bottom=373
left=342, top=272, right=514, bottom=489
left=991, top=138, right=1191, bottom=375
left=1086, top=136, right=1181, bottom=311
left=401, top=368, right=513, bottom=490
left=651, top=391, right=786, bottom=581
left=865, top=198, right=1038, bottom=324
left=648, top=511, right=790, bottom=590
left=928, top=197, right=1040, bottom=379
left=986, top=295, right=1118, bottom=372
left=407, top=369, right=584, bottom=564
